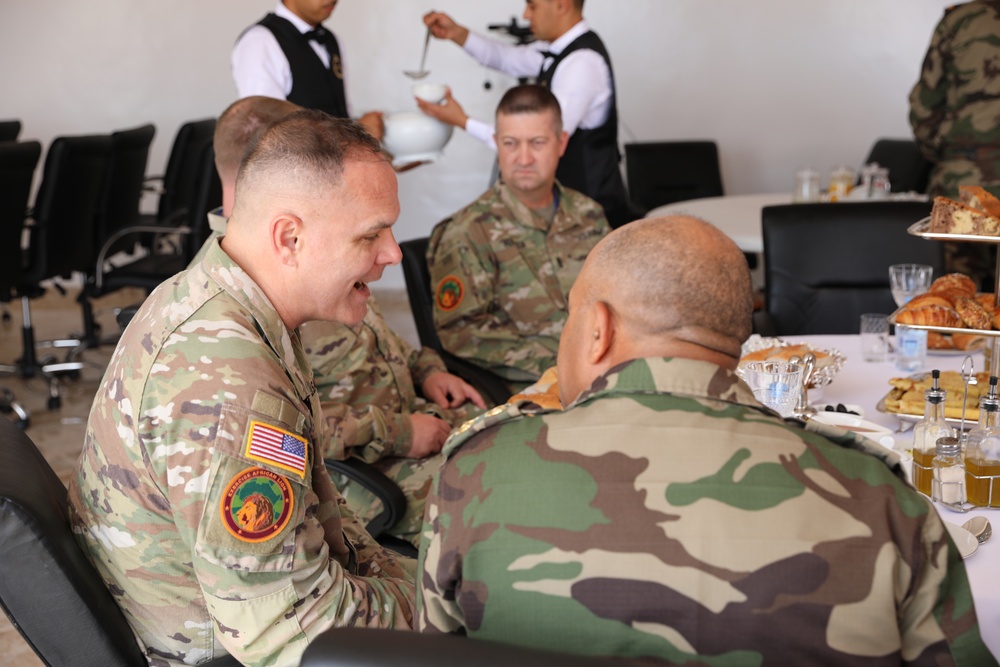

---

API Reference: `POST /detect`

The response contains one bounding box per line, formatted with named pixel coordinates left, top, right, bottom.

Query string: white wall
left=0, top=0, right=952, bottom=288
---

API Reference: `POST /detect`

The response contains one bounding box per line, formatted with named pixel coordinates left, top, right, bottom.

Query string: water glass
left=793, top=168, right=821, bottom=203
left=744, top=361, right=803, bottom=418
left=889, top=264, right=933, bottom=307
left=895, top=326, right=928, bottom=372
left=860, top=313, right=890, bottom=362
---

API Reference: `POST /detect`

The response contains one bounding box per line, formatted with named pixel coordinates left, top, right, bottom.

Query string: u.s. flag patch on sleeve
left=245, top=420, right=308, bottom=478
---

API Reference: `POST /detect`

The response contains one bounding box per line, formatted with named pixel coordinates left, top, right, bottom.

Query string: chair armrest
left=440, top=351, right=511, bottom=407
left=94, top=224, right=193, bottom=290
left=752, top=310, right=777, bottom=337
left=324, top=458, right=407, bottom=538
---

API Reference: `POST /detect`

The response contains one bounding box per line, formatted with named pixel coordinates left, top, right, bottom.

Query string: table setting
left=742, top=260, right=999, bottom=656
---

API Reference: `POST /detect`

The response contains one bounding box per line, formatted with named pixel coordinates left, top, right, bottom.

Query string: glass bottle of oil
left=912, top=370, right=954, bottom=497
left=965, top=375, right=1000, bottom=507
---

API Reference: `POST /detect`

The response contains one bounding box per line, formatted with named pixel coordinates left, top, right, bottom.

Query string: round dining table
left=646, top=193, right=792, bottom=253
left=794, top=334, right=998, bottom=658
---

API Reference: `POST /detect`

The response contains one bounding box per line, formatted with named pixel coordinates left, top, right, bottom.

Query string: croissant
left=976, top=293, right=995, bottom=310
left=929, top=273, right=977, bottom=297
left=906, top=293, right=954, bottom=309
left=927, top=332, right=954, bottom=349
left=954, top=295, right=993, bottom=329
left=896, top=304, right=962, bottom=327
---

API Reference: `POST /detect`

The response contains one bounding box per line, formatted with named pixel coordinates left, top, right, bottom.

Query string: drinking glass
left=743, top=361, right=803, bottom=418
left=889, top=264, right=933, bottom=307
left=860, top=313, right=890, bottom=362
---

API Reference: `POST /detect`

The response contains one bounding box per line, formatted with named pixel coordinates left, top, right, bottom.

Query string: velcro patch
left=436, top=275, right=465, bottom=312
left=220, top=467, right=294, bottom=543
left=245, top=420, right=308, bottom=478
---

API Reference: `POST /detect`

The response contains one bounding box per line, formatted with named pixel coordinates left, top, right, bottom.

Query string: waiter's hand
left=423, top=11, right=469, bottom=46
left=357, top=111, right=385, bottom=142
left=416, top=88, right=469, bottom=130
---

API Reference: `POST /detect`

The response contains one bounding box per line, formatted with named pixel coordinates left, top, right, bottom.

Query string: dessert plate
left=944, top=521, right=979, bottom=559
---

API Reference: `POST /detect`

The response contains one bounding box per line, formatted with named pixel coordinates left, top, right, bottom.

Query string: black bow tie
left=303, top=26, right=329, bottom=44
left=538, top=50, right=557, bottom=60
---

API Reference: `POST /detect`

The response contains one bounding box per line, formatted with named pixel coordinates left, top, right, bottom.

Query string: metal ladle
left=404, top=26, right=432, bottom=80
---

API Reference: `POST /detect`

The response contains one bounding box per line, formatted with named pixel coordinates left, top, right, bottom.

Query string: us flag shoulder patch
left=245, top=420, right=308, bottom=478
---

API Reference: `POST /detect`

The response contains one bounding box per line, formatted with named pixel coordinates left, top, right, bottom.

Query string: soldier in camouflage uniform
left=910, top=0, right=1000, bottom=285
left=302, top=298, right=486, bottom=548
left=69, top=112, right=415, bottom=667
left=427, top=85, right=609, bottom=392
left=418, top=216, right=994, bottom=664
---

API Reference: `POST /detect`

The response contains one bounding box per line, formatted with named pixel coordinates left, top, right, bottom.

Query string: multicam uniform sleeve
left=429, top=228, right=558, bottom=383
left=145, top=354, right=414, bottom=665
left=317, top=400, right=413, bottom=463
left=397, top=327, right=448, bottom=389
left=909, top=10, right=951, bottom=162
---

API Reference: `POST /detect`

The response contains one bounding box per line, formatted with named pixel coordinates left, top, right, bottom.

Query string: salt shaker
left=931, top=436, right=967, bottom=506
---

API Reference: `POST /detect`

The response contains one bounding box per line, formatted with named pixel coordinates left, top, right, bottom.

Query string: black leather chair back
left=157, top=118, right=216, bottom=225
left=0, top=418, right=148, bottom=666
left=399, top=236, right=441, bottom=352
left=0, top=119, right=21, bottom=142
left=182, top=141, right=222, bottom=259
left=0, top=419, right=242, bottom=667
left=301, top=627, right=629, bottom=667
left=0, top=141, right=41, bottom=295
left=761, top=201, right=942, bottom=335
left=863, top=138, right=933, bottom=194
left=98, top=124, right=156, bottom=255
left=24, top=134, right=113, bottom=285
left=624, top=140, right=724, bottom=213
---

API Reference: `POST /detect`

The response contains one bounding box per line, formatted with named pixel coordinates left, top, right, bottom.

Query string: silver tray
left=738, top=336, right=846, bottom=387
left=888, top=303, right=1000, bottom=338
left=874, top=394, right=975, bottom=431
left=908, top=216, right=1000, bottom=244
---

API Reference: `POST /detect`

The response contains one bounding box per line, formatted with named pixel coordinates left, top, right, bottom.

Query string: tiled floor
left=0, top=283, right=418, bottom=666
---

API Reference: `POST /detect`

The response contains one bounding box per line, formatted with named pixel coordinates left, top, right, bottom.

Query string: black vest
left=537, top=31, right=630, bottom=226
left=256, top=14, right=348, bottom=118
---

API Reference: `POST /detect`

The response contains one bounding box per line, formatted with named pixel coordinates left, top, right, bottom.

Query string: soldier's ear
left=271, top=214, right=303, bottom=266
left=589, top=300, right=613, bottom=363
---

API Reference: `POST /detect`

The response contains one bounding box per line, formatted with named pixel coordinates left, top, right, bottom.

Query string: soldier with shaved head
left=417, top=216, right=992, bottom=664
left=69, top=110, right=415, bottom=667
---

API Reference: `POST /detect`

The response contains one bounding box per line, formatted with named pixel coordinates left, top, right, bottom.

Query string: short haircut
left=234, top=109, right=388, bottom=206
left=495, top=84, right=563, bottom=133
left=214, top=96, right=300, bottom=184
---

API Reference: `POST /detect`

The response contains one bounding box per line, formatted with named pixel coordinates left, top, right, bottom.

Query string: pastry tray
left=875, top=393, right=975, bottom=430
left=888, top=303, right=1000, bottom=338
left=908, top=217, right=1000, bottom=244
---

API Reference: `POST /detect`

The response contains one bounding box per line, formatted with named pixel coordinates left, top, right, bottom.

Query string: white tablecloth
left=795, top=334, right=998, bottom=658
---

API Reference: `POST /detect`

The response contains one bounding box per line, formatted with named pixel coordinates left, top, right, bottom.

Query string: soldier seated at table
left=417, top=215, right=993, bottom=665
left=426, top=84, right=609, bottom=393
left=301, top=300, right=486, bottom=549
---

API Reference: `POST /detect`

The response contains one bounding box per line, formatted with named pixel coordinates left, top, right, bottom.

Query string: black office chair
left=756, top=201, right=942, bottom=336
left=0, top=120, right=21, bottom=142
left=301, top=627, right=630, bottom=667
left=0, top=417, right=241, bottom=667
left=0, top=141, right=41, bottom=427
left=142, top=118, right=217, bottom=230
left=399, top=237, right=511, bottom=407
left=862, top=138, right=933, bottom=194
left=624, top=140, right=724, bottom=214
left=14, top=135, right=113, bottom=408
left=84, top=141, right=220, bottom=320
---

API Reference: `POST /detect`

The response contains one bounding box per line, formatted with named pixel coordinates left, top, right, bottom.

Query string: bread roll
left=955, top=295, right=993, bottom=329
left=929, top=272, right=978, bottom=297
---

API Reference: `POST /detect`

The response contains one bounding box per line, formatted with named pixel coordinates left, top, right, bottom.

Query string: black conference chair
left=756, top=201, right=942, bottom=336
left=0, top=417, right=241, bottom=667
left=301, top=627, right=630, bottom=667
left=861, top=138, right=933, bottom=194
left=624, top=140, right=724, bottom=214
left=142, top=118, right=217, bottom=231
left=14, top=135, right=113, bottom=408
left=399, top=237, right=511, bottom=407
left=0, top=120, right=21, bottom=142
left=84, top=141, right=220, bottom=322
left=0, top=141, right=42, bottom=427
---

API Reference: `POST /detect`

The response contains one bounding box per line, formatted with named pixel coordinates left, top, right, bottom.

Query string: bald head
left=215, top=96, right=301, bottom=186
left=557, top=216, right=753, bottom=405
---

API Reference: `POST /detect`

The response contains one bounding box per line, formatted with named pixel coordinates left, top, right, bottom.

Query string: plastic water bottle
left=895, top=326, right=927, bottom=372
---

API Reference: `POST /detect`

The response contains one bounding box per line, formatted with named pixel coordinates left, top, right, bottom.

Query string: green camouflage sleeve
left=909, top=9, right=951, bottom=161
left=429, top=231, right=557, bottom=382
left=318, top=402, right=413, bottom=462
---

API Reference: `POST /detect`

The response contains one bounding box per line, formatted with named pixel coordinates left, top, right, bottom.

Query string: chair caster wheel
left=66, top=370, right=81, bottom=381
left=47, top=396, right=61, bottom=410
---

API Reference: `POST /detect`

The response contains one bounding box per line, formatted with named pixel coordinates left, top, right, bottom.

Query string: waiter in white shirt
left=420, top=0, right=633, bottom=227
left=231, top=0, right=385, bottom=141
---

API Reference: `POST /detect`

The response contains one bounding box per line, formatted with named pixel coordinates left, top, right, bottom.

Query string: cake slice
left=959, top=185, right=1000, bottom=217
left=930, top=195, right=1000, bottom=235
